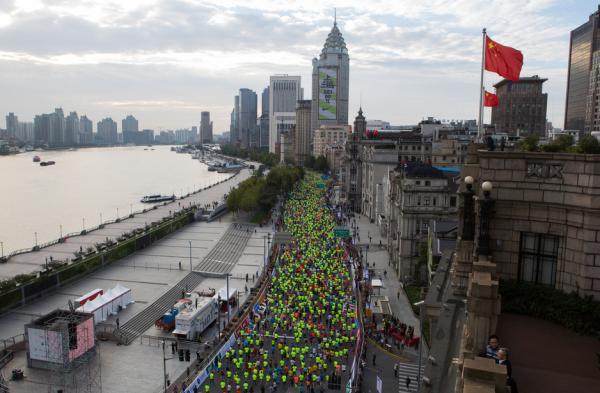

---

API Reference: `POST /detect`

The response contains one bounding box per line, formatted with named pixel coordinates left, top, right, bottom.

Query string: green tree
left=518, top=134, right=539, bottom=152
left=578, top=135, right=600, bottom=154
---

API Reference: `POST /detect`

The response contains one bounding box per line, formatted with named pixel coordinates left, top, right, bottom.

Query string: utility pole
left=226, top=273, right=230, bottom=324
left=162, top=340, right=167, bottom=392
left=189, top=241, right=193, bottom=271
left=414, top=300, right=425, bottom=392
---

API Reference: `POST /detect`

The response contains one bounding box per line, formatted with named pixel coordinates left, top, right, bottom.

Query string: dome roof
left=322, top=22, right=348, bottom=55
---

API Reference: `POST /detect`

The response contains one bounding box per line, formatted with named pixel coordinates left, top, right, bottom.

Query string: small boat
left=40, top=161, right=56, bottom=166
left=33, top=156, right=41, bottom=162
left=140, top=194, right=175, bottom=203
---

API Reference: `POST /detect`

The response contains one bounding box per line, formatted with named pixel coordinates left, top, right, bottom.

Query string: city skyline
left=0, top=1, right=595, bottom=133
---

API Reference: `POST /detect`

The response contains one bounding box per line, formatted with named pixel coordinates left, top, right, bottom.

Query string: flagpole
left=478, top=28, right=487, bottom=141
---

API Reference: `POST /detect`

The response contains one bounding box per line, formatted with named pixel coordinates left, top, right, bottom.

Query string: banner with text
left=318, top=67, right=337, bottom=120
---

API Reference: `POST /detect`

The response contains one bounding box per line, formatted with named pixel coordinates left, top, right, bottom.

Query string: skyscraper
left=230, top=95, right=240, bottom=144
left=564, top=6, right=600, bottom=132
left=200, top=111, right=213, bottom=144
left=238, top=89, right=258, bottom=149
left=294, top=100, right=312, bottom=166
left=6, top=112, right=18, bottom=138
left=269, top=75, right=302, bottom=154
left=311, top=19, right=350, bottom=132
left=49, top=108, right=65, bottom=147
left=259, top=87, right=270, bottom=150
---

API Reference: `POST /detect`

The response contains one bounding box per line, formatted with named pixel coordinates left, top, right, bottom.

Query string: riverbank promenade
left=0, top=168, right=252, bottom=280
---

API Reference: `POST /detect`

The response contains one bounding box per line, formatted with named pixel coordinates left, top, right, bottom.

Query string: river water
left=0, top=146, right=229, bottom=254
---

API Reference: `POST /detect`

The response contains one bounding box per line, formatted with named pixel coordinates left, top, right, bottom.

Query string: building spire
left=334, top=8, right=337, bottom=25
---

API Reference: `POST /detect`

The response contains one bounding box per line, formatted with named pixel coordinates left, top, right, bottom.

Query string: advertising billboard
left=318, top=67, right=337, bottom=120
left=28, top=328, right=63, bottom=363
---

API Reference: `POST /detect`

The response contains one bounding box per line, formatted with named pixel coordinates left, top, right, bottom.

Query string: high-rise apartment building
left=269, top=75, right=302, bottom=154
left=200, top=112, right=213, bottom=144
left=311, top=20, right=350, bottom=132
left=565, top=6, right=600, bottom=132
left=122, top=115, right=139, bottom=144
left=491, top=76, right=548, bottom=137
left=294, top=100, right=312, bottom=166
left=17, top=122, right=34, bottom=142
left=65, top=111, right=80, bottom=146
left=34, top=114, right=50, bottom=145
left=96, top=118, right=118, bottom=145
left=6, top=112, right=18, bottom=138
left=48, top=108, right=65, bottom=147
left=79, top=115, right=93, bottom=145
left=238, top=89, right=258, bottom=149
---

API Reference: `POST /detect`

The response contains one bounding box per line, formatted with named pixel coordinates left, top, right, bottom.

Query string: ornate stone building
left=387, top=163, right=458, bottom=280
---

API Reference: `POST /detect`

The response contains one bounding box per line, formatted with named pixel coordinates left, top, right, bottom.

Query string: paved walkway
left=347, top=213, right=428, bottom=393
left=0, top=168, right=253, bottom=280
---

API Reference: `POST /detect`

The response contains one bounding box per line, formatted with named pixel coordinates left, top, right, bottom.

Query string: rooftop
left=321, top=22, right=348, bottom=56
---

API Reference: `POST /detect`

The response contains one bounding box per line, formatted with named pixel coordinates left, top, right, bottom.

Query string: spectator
left=497, top=348, right=519, bottom=393
left=480, top=334, right=500, bottom=360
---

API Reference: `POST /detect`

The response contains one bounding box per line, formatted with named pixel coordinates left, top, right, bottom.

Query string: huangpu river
left=0, top=145, right=229, bottom=254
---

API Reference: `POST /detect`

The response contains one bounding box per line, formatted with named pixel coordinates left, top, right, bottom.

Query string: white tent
left=76, top=284, right=133, bottom=325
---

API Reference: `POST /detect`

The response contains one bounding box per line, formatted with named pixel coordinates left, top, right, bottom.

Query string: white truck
left=172, top=296, right=218, bottom=340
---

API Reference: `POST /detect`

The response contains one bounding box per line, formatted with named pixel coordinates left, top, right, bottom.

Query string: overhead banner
left=318, top=67, right=337, bottom=120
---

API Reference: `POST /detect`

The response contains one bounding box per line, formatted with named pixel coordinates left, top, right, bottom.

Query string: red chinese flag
left=485, top=36, right=523, bottom=81
left=484, top=90, right=499, bottom=107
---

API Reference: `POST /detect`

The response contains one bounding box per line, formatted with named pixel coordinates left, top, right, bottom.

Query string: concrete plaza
left=1, top=167, right=276, bottom=393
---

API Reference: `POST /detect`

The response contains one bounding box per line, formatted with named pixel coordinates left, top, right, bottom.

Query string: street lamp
left=1, top=241, right=3, bottom=258
left=117, top=208, right=119, bottom=220
left=34, top=232, right=38, bottom=247
left=100, top=213, right=103, bottom=225
left=161, top=340, right=173, bottom=393
left=130, top=204, right=133, bottom=215
left=414, top=300, right=425, bottom=392
left=59, top=225, right=63, bottom=239
left=82, top=217, right=85, bottom=231
left=189, top=241, right=193, bottom=271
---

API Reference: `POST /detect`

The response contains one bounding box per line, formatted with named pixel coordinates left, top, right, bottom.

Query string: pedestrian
left=394, top=363, right=398, bottom=377
left=397, top=291, right=400, bottom=300
left=405, top=376, right=411, bottom=391
left=372, top=353, right=376, bottom=366
left=179, top=261, right=182, bottom=270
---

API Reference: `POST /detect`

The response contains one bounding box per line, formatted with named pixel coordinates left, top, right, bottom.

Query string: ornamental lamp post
left=477, top=181, right=495, bottom=256
left=461, top=176, right=476, bottom=241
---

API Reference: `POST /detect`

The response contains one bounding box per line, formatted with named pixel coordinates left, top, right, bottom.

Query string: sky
left=0, top=0, right=598, bottom=133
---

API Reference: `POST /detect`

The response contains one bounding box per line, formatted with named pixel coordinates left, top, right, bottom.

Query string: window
left=416, top=181, right=421, bottom=185
left=519, top=233, right=558, bottom=285
left=425, top=181, right=431, bottom=186
left=423, top=197, right=431, bottom=206
left=432, top=198, right=437, bottom=206
left=450, top=196, right=457, bottom=207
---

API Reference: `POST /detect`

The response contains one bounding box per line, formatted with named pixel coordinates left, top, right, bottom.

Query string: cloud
left=0, top=0, right=586, bottom=131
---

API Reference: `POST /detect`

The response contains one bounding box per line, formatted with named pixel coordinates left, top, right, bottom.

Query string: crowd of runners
left=204, top=175, right=357, bottom=393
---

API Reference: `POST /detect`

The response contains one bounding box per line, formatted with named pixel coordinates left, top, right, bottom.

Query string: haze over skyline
left=0, top=0, right=596, bottom=132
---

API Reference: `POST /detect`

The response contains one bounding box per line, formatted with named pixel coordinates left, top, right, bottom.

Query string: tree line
left=219, top=145, right=279, bottom=167
left=226, top=165, right=304, bottom=216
